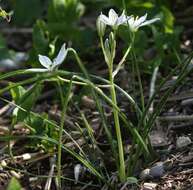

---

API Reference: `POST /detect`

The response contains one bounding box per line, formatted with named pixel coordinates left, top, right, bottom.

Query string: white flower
left=38, top=43, right=68, bottom=71
left=127, top=14, right=160, bottom=32
left=99, top=9, right=130, bottom=29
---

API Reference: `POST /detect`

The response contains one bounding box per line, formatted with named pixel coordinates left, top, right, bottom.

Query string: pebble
left=176, top=136, right=192, bottom=149
left=140, top=168, right=151, bottom=180
left=143, top=182, right=157, bottom=190
left=149, top=162, right=165, bottom=178
left=74, top=164, right=82, bottom=184
left=0, top=52, right=28, bottom=69
left=140, top=162, right=165, bottom=180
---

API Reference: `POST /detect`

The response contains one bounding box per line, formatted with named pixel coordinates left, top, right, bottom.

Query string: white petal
left=38, top=55, right=52, bottom=69
left=129, top=17, right=135, bottom=25
left=117, top=11, right=127, bottom=25
left=139, top=18, right=160, bottom=27
left=109, top=9, right=118, bottom=25
left=118, top=13, right=132, bottom=25
left=135, top=14, right=147, bottom=27
left=99, top=14, right=111, bottom=25
left=53, top=43, right=68, bottom=66
left=127, top=17, right=135, bottom=30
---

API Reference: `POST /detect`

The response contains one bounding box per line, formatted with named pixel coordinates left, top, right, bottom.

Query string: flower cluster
left=38, top=9, right=160, bottom=71
left=99, top=9, right=131, bottom=30
left=98, top=9, right=160, bottom=33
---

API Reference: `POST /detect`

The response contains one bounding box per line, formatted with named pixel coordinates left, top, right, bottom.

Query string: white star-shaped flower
left=38, top=43, right=68, bottom=71
left=99, top=9, right=130, bottom=29
left=127, top=14, right=160, bottom=32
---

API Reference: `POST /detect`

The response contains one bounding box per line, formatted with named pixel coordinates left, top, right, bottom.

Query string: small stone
left=0, top=52, right=28, bottom=69
left=1, top=160, right=7, bottom=167
left=10, top=170, right=21, bottom=179
left=149, top=162, right=165, bottom=178
left=143, top=182, right=157, bottom=190
left=22, top=153, right=31, bottom=160
left=140, top=162, right=165, bottom=180
left=81, top=96, right=96, bottom=109
left=176, top=136, right=192, bottom=149
left=74, top=164, right=82, bottom=184
left=140, top=168, right=151, bottom=180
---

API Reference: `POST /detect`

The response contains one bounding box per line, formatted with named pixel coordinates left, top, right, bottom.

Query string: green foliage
left=0, top=0, right=192, bottom=188
left=111, top=0, right=154, bottom=9
left=160, top=5, right=174, bottom=33
left=10, top=0, right=43, bottom=25
left=32, top=20, right=50, bottom=56
left=10, top=83, right=42, bottom=123
left=26, top=114, right=58, bottom=152
left=127, top=177, right=138, bottom=184
left=47, top=0, right=85, bottom=42
left=7, top=178, right=22, bottom=190
left=9, top=82, right=58, bottom=152
left=48, top=0, right=84, bottom=23
left=0, top=34, right=10, bottom=59
left=30, top=0, right=95, bottom=67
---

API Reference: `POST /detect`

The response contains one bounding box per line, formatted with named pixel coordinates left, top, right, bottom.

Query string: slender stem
left=69, top=48, right=119, bottom=171
left=122, top=0, right=126, bottom=10
left=69, top=48, right=114, bottom=141
left=70, top=46, right=126, bottom=181
left=99, top=31, right=126, bottom=181
left=109, top=71, right=126, bottom=182
left=132, top=51, right=145, bottom=112
left=100, top=36, right=110, bottom=68
left=113, top=44, right=132, bottom=78
left=113, top=32, right=134, bottom=78
left=149, top=65, right=159, bottom=115
left=56, top=79, right=72, bottom=189
left=56, top=81, right=64, bottom=189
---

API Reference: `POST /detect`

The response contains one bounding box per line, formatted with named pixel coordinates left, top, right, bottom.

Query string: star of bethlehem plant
left=28, top=8, right=160, bottom=185
left=35, top=8, right=160, bottom=184
left=97, top=8, right=160, bottom=182
left=2, top=6, right=193, bottom=189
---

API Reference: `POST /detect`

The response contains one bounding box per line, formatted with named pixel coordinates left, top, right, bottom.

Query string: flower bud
left=104, top=38, right=111, bottom=65
left=109, top=32, right=116, bottom=60
left=96, top=16, right=106, bottom=37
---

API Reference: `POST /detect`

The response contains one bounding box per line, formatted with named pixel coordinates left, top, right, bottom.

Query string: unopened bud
left=109, top=32, right=116, bottom=60
left=104, top=38, right=111, bottom=65
left=96, top=16, right=106, bottom=37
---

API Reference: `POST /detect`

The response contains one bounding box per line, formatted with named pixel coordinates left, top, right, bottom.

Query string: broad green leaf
left=127, top=177, right=138, bottom=184
left=10, top=84, right=26, bottom=104
left=161, top=6, right=174, bottom=33
left=7, top=177, right=22, bottom=190
left=12, top=83, right=42, bottom=123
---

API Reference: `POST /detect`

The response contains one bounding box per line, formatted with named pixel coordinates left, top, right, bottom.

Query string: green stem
left=56, top=78, right=72, bottom=189
left=100, top=36, right=110, bottom=68
left=113, top=33, right=134, bottom=78
left=122, top=0, right=126, bottom=10
left=109, top=71, right=126, bottom=182
left=68, top=48, right=119, bottom=173
left=132, top=51, right=145, bottom=112
left=100, top=31, right=126, bottom=181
